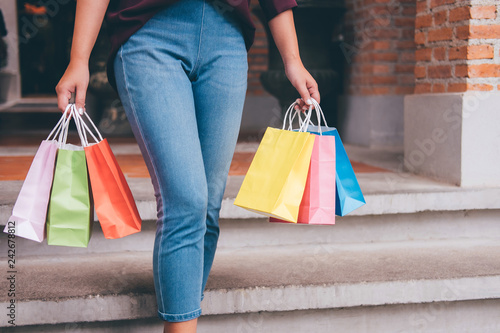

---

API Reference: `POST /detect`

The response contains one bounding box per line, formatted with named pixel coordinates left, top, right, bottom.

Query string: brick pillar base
left=338, top=95, right=404, bottom=148
left=405, top=92, right=500, bottom=186
left=404, top=0, right=500, bottom=186
left=339, top=0, right=415, bottom=148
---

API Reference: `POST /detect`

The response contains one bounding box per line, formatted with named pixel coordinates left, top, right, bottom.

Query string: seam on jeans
left=191, top=0, right=205, bottom=79
left=118, top=45, right=166, bottom=312
left=159, top=307, right=202, bottom=317
left=158, top=307, right=202, bottom=322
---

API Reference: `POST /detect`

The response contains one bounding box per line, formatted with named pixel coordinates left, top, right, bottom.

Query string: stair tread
left=2, top=240, right=500, bottom=327
left=2, top=141, right=500, bottom=224
left=2, top=240, right=500, bottom=304
left=2, top=175, right=500, bottom=225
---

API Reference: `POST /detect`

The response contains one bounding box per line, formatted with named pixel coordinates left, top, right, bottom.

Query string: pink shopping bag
left=270, top=99, right=336, bottom=225
left=270, top=134, right=336, bottom=224
left=4, top=140, right=58, bottom=241
left=3, top=109, right=68, bottom=241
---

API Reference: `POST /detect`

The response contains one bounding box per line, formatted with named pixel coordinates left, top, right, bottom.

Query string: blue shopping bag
left=307, top=124, right=365, bottom=216
left=286, top=98, right=366, bottom=216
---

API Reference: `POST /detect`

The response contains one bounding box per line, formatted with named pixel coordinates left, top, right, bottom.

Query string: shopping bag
left=307, top=100, right=365, bottom=216
left=270, top=102, right=336, bottom=224
left=234, top=104, right=315, bottom=222
left=3, top=110, right=68, bottom=241
left=73, top=110, right=141, bottom=239
left=46, top=108, right=93, bottom=247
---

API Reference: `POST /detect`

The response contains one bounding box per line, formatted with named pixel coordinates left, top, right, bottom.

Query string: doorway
left=0, top=0, right=75, bottom=111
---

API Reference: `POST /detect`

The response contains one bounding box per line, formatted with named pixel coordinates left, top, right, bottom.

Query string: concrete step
left=2, top=140, right=500, bottom=257
left=3, top=172, right=500, bottom=224
left=1, top=171, right=500, bottom=257
left=1, top=208, right=500, bottom=258
left=1, top=239, right=500, bottom=331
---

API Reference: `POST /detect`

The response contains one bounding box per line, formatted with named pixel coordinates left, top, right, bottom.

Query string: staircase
left=1, top=144, right=500, bottom=332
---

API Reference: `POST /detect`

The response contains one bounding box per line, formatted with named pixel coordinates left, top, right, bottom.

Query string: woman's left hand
left=285, top=60, right=320, bottom=112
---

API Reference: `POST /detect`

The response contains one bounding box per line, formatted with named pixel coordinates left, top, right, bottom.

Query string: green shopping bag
left=46, top=109, right=93, bottom=247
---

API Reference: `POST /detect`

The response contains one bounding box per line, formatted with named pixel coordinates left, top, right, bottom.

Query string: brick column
left=405, top=0, right=500, bottom=186
left=339, top=0, right=416, bottom=148
left=345, top=0, right=416, bottom=96
left=414, top=0, right=499, bottom=92
left=247, top=10, right=269, bottom=97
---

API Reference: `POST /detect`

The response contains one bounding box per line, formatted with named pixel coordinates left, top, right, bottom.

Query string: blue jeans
left=113, top=0, right=248, bottom=322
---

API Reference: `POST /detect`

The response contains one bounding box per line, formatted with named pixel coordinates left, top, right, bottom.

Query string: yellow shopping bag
left=234, top=126, right=315, bottom=222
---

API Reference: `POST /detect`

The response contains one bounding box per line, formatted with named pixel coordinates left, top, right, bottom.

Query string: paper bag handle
left=47, top=104, right=71, bottom=141
left=70, top=104, right=103, bottom=147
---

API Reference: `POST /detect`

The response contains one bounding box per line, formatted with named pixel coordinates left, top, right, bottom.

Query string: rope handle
left=282, top=100, right=316, bottom=133
left=282, top=98, right=328, bottom=134
left=69, top=104, right=103, bottom=147
left=46, top=104, right=71, bottom=141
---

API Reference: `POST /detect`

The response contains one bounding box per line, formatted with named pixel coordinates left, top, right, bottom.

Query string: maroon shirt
left=105, top=0, right=297, bottom=88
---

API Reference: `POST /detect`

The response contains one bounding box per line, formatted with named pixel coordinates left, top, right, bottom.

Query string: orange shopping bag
left=73, top=106, right=142, bottom=239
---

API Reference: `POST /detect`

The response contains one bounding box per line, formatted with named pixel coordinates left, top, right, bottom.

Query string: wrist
left=283, top=56, right=303, bottom=68
left=69, top=55, right=89, bottom=67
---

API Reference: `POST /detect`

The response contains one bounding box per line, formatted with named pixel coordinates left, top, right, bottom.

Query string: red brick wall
left=247, top=3, right=269, bottom=96
left=343, top=0, right=417, bottom=95
left=415, top=1, right=499, bottom=93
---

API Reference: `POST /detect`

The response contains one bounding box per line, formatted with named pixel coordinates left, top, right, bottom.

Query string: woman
left=56, top=0, right=320, bottom=332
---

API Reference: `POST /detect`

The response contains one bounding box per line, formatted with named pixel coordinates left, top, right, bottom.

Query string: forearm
left=268, top=9, right=301, bottom=66
left=70, top=0, right=110, bottom=65
left=267, top=9, right=320, bottom=105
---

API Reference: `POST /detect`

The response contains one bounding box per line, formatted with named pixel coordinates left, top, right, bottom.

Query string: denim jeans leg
left=113, top=0, right=247, bottom=322
left=114, top=45, right=207, bottom=322
left=192, top=2, right=249, bottom=296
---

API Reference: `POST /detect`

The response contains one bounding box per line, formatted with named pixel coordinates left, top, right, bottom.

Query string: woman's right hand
left=55, top=60, right=89, bottom=113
